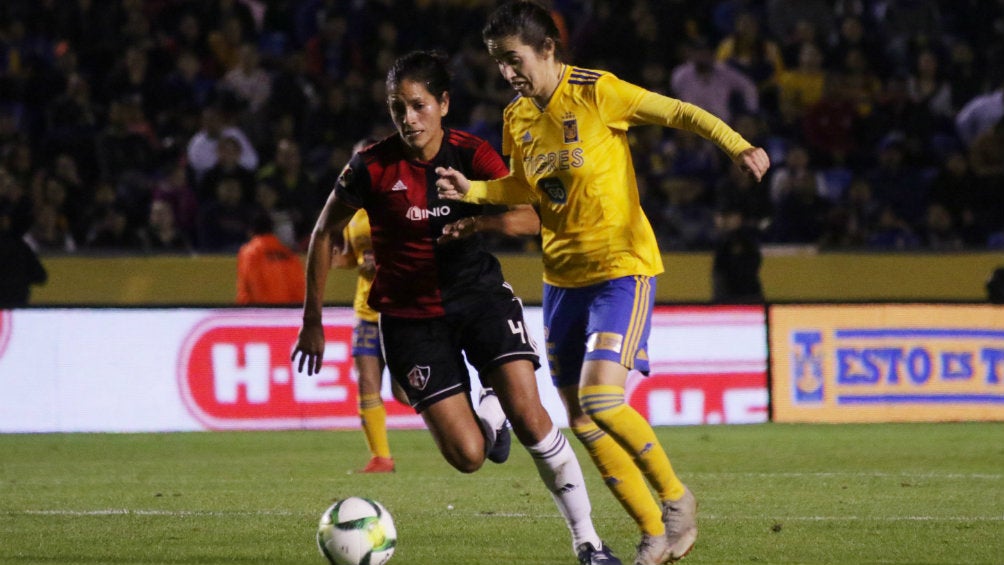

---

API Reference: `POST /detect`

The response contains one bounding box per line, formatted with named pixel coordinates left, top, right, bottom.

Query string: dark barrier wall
left=32, top=251, right=1004, bottom=305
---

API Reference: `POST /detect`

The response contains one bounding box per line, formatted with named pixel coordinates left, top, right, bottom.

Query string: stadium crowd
left=1, top=0, right=1003, bottom=256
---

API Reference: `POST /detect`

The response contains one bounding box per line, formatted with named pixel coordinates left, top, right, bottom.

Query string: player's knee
left=444, top=443, right=485, bottom=474
left=509, top=406, right=553, bottom=445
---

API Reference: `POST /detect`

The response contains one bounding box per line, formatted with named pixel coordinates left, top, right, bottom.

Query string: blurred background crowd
left=1, top=0, right=1003, bottom=257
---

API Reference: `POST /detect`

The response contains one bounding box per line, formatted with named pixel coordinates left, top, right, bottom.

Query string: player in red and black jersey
left=337, top=126, right=514, bottom=318
left=291, top=50, right=622, bottom=564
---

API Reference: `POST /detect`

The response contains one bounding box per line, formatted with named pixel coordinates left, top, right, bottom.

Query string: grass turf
left=1, top=423, right=1001, bottom=564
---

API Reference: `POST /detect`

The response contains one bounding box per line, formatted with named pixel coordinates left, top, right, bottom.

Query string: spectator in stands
left=919, top=203, right=964, bottom=251
left=256, top=138, right=316, bottom=241
left=776, top=42, right=826, bottom=130
left=198, top=134, right=256, bottom=204
left=968, top=117, right=1004, bottom=237
left=139, top=198, right=192, bottom=253
left=710, top=204, right=764, bottom=303
left=85, top=203, right=142, bottom=250
left=769, top=167, right=832, bottom=244
left=196, top=174, right=257, bottom=252
left=186, top=104, right=258, bottom=185
left=928, top=149, right=985, bottom=247
left=24, top=202, right=76, bottom=253
left=955, top=80, right=1004, bottom=147
left=235, top=211, right=305, bottom=305
left=867, top=204, right=920, bottom=250
left=253, top=180, right=299, bottom=251
left=715, top=11, right=785, bottom=106
left=802, top=73, right=858, bottom=166
left=671, top=37, right=759, bottom=124
left=151, top=159, right=200, bottom=241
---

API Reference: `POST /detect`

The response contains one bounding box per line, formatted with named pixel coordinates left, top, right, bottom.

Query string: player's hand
left=291, top=320, right=325, bottom=376
left=736, top=147, right=771, bottom=182
left=437, top=216, right=479, bottom=244
left=435, top=166, right=470, bottom=200
left=359, top=251, right=376, bottom=278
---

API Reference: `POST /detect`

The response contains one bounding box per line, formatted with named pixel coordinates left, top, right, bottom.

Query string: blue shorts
left=543, top=275, right=655, bottom=387
left=352, top=319, right=383, bottom=359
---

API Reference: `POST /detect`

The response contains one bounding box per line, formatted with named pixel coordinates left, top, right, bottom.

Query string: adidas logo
left=554, top=483, right=577, bottom=495
left=392, top=180, right=407, bottom=191
left=521, top=131, right=532, bottom=142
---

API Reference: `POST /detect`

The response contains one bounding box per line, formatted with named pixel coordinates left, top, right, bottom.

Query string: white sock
left=526, top=425, right=602, bottom=552
left=475, top=390, right=506, bottom=449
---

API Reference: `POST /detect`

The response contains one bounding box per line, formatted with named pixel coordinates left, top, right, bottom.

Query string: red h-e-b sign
left=178, top=313, right=413, bottom=430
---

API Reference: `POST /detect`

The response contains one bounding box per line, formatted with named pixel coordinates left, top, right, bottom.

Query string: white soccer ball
left=317, top=497, right=397, bottom=565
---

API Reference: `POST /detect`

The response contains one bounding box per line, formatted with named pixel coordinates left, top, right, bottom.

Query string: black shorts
left=379, top=294, right=540, bottom=412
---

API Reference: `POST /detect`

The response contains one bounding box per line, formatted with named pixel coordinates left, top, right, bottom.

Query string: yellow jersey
left=464, top=66, right=754, bottom=287
left=343, top=209, right=379, bottom=322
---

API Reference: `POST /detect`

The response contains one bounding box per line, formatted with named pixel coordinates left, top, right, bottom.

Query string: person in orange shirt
left=236, top=212, right=306, bottom=305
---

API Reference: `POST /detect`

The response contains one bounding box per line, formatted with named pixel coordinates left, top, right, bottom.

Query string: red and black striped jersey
left=335, top=128, right=510, bottom=318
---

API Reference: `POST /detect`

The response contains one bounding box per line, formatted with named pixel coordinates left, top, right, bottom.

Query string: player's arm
left=636, top=92, right=770, bottom=181
left=605, top=76, right=770, bottom=181
left=292, top=189, right=356, bottom=376
left=437, top=204, right=540, bottom=244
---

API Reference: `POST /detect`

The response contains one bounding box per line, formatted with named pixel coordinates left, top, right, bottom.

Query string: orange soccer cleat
left=360, top=456, right=395, bottom=473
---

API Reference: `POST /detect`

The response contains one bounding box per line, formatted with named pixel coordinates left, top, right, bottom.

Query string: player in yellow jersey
left=333, top=204, right=406, bottom=473
left=436, top=3, right=770, bottom=564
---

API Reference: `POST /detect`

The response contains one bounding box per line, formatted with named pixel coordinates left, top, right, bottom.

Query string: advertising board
left=0, top=305, right=767, bottom=432
left=770, top=304, right=1004, bottom=422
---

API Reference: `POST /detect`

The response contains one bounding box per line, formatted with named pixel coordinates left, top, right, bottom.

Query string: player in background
left=292, top=50, right=623, bottom=565
left=436, top=3, right=771, bottom=564
left=328, top=137, right=410, bottom=474
left=236, top=211, right=305, bottom=305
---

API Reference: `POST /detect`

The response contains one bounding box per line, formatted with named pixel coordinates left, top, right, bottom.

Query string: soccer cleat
left=633, top=532, right=672, bottom=565
left=576, top=541, right=623, bottom=565
left=479, top=388, right=511, bottom=464
left=661, top=486, right=698, bottom=562
left=360, top=456, right=395, bottom=473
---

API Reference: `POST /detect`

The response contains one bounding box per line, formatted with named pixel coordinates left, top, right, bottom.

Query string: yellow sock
left=580, top=385, right=686, bottom=502
left=572, top=420, right=664, bottom=536
left=359, top=393, right=391, bottom=459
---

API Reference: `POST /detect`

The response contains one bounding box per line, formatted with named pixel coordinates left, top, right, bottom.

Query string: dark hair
left=482, top=1, right=564, bottom=60
left=385, top=50, right=451, bottom=100
left=250, top=211, right=274, bottom=235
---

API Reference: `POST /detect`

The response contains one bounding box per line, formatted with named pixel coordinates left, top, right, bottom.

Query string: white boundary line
left=5, top=510, right=1003, bottom=522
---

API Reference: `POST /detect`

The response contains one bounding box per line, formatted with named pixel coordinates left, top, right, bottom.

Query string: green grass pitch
left=1, top=423, right=1001, bottom=564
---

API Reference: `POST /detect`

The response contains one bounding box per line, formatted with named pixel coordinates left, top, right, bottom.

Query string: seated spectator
left=954, top=80, right=1004, bottom=148
left=198, top=134, right=256, bottom=204
left=802, top=74, right=858, bottom=166
left=186, top=104, right=258, bottom=186
left=768, top=144, right=825, bottom=204
left=150, top=159, right=200, bottom=241
left=253, top=181, right=299, bottom=250
left=196, top=174, right=258, bottom=252
left=24, top=203, right=77, bottom=253
left=715, top=11, right=786, bottom=107
left=818, top=176, right=879, bottom=249
left=769, top=173, right=832, bottom=244
left=139, top=198, right=192, bottom=253
left=865, top=133, right=929, bottom=228
left=256, top=138, right=317, bottom=241
left=671, top=38, right=759, bottom=124
left=85, top=204, right=142, bottom=251
left=866, top=205, right=921, bottom=250
left=655, top=177, right=717, bottom=250
left=919, top=203, right=964, bottom=251
left=776, top=43, right=826, bottom=129
left=927, top=150, right=985, bottom=247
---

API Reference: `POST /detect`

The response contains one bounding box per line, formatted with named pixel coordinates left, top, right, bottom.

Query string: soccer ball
left=317, top=497, right=397, bottom=565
